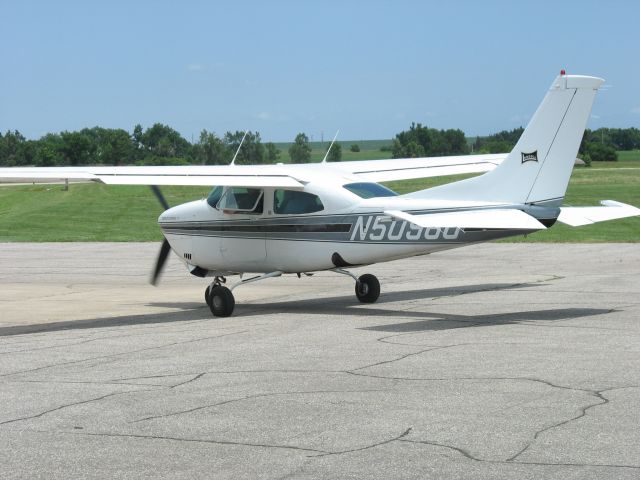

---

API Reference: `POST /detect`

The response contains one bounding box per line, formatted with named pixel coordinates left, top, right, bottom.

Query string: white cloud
left=631, top=106, right=640, bottom=114
left=187, top=63, right=205, bottom=71
left=253, top=111, right=289, bottom=122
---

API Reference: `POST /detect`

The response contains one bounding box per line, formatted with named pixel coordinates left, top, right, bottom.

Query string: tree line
left=1, top=123, right=638, bottom=167
left=470, top=126, right=638, bottom=163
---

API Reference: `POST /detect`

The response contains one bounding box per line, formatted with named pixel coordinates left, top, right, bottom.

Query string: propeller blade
left=150, top=185, right=170, bottom=211
left=150, top=239, right=171, bottom=286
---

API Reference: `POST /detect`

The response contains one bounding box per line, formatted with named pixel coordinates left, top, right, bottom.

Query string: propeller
left=149, top=185, right=171, bottom=286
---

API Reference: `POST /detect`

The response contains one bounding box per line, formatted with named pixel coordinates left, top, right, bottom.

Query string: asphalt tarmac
left=0, top=242, right=639, bottom=479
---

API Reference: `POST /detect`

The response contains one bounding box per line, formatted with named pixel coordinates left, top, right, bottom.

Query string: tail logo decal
left=521, top=151, right=538, bottom=164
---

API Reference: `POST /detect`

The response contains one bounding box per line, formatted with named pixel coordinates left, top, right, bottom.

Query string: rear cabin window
left=274, top=190, right=324, bottom=215
left=343, top=182, right=398, bottom=199
left=217, top=187, right=264, bottom=214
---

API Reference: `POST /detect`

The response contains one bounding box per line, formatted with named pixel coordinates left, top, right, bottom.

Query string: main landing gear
left=204, top=269, right=381, bottom=317
left=332, top=268, right=381, bottom=304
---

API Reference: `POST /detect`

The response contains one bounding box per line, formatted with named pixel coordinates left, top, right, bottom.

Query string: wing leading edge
left=0, top=153, right=506, bottom=187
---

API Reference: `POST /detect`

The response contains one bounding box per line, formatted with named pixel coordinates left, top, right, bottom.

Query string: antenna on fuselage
left=321, top=130, right=340, bottom=163
left=230, top=130, right=249, bottom=166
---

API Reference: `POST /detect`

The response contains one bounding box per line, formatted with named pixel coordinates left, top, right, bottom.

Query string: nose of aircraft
left=158, top=200, right=203, bottom=224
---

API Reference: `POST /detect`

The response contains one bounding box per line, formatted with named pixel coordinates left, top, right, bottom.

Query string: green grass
left=615, top=150, right=640, bottom=162
left=273, top=139, right=393, bottom=163
left=0, top=155, right=638, bottom=242
left=0, top=184, right=211, bottom=241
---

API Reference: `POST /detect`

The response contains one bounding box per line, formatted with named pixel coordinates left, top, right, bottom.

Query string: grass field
left=0, top=155, right=638, bottom=242
left=274, top=139, right=393, bottom=163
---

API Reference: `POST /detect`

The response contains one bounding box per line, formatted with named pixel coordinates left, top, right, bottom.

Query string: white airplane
left=2, top=72, right=639, bottom=317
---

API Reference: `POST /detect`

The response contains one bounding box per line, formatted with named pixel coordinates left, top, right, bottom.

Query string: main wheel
left=204, top=284, right=213, bottom=308
left=355, top=274, right=380, bottom=303
left=208, top=286, right=235, bottom=317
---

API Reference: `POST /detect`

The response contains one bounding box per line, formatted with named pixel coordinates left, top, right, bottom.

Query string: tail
left=408, top=73, right=604, bottom=206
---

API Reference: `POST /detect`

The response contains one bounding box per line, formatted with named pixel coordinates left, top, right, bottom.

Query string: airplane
left=1, top=72, right=639, bottom=317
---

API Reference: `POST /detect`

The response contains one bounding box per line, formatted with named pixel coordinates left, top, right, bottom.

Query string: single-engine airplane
left=2, top=72, right=639, bottom=317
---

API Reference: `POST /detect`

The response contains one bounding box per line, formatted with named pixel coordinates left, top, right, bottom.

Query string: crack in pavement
left=0, top=330, right=248, bottom=378
left=0, top=388, right=152, bottom=426
left=399, top=438, right=640, bottom=470
left=506, top=384, right=640, bottom=463
left=349, top=344, right=468, bottom=372
left=309, top=427, right=413, bottom=458
left=131, top=389, right=391, bottom=423
left=59, top=430, right=331, bottom=455
left=0, top=323, right=248, bottom=355
left=2, top=379, right=168, bottom=388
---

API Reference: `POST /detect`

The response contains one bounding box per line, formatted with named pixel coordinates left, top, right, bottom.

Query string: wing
left=557, top=200, right=640, bottom=226
left=326, top=153, right=507, bottom=182
left=0, top=165, right=304, bottom=188
left=0, top=153, right=506, bottom=187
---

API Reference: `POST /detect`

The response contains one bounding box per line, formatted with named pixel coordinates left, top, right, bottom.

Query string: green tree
left=34, top=134, right=64, bottom=166
left=393, top=123, right=469, bottom=158
left=265, top=142, right=281, bottom=163
left=0, top=130, right=31, bottom=166
left=582, top=142, right=617, bottom=161
left=224, top=130, right=265, bottom=164
left=350, top=144, right=360, bottom=152
left=326, top=142, right=342, bottom=161
left=473, top=127, right=524, bottom=153
left=101, top=129, right=134, bottom=165
left=289, top=133, right=312, bottom=163
left=141, top=123, right=192, bottom=159
left=59, top=131, right=95, bottom=165
left=196, top=130, right=229, bottom=165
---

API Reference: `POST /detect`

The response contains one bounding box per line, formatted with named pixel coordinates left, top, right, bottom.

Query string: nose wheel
left=205, top=284, right=235, bottom=317
left=205, top=276, right=235, bottom=317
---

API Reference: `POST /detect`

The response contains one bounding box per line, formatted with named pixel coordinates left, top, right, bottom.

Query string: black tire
left=355, top=274, right=380, bottom=303
left=209, top=286, right=235, bottom=317
left=204, top=284, right=213, bottom=308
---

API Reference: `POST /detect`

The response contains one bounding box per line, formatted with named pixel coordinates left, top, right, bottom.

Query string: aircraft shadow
left=0, top=283, right=614, bottom=337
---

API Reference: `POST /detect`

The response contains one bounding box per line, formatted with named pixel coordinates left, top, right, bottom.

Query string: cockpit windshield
left=206, top=186, right=223, bottom=208
left=343, top=182, right=398, bottom=199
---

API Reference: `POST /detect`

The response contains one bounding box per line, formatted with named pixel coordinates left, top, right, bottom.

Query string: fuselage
left=157, top=167, right=551, bottom=276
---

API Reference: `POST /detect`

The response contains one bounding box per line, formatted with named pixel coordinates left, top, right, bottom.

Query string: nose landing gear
left=205, top=276, right=235, bottom=317
left=205, top=271, right=284, bottom=317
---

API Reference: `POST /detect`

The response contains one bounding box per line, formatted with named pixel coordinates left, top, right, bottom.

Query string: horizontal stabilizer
left=557, top=200, right=640, bottom=226
left=384, top=208, right=546, bottom=231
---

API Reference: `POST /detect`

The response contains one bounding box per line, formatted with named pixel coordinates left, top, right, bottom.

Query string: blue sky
left=1, top=0, right=639, bottom=142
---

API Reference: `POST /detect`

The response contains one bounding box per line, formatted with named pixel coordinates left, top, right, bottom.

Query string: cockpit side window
left=273, top=190, right=324, bottom=215
left=216, top=187, right=264, bottom=214
left=343, top=182, right=398, bottom=199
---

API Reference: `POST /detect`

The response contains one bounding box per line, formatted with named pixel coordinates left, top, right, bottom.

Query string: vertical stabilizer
left=407, top=74, right=604, bottom=205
